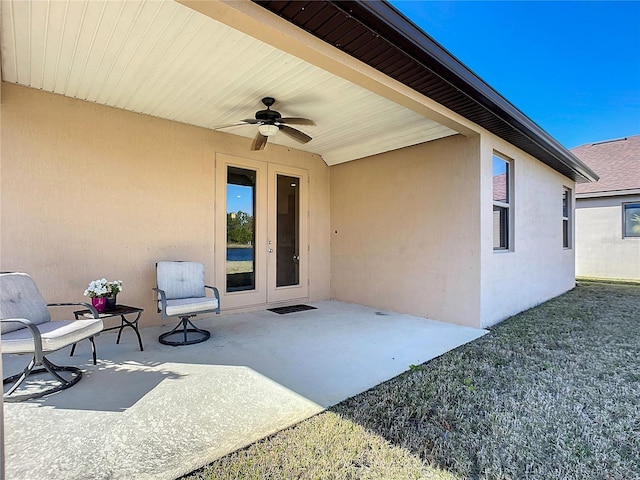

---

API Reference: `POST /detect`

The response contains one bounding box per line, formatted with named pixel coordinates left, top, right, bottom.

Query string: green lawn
left=182, top=282, right=640, bottom=480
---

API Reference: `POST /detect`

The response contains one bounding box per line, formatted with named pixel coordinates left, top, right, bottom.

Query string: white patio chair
left=1, top=272, right=103, bottom=402
left=154, top=261, right=220, bottom=346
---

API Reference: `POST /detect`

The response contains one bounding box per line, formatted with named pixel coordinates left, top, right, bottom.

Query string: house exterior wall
left=575, top=195, right=640, bottom=280
left=330, top=130, right=577, bottom=329
left=0, top=82, right=331, bottom=326
left=2, top=81, right=582, bottom=330
left=330, top=134, right=482, bottom=328
left=479, top=136, right=577, bottom=327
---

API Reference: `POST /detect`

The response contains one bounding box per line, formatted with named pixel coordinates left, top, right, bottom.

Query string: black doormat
left=268, top=304, right=317, bottom=315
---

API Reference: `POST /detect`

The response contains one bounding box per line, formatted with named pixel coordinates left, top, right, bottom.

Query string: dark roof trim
left=253, top=0, right=599, bottom=183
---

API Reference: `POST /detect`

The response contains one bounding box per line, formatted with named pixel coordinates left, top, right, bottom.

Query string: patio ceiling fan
left=215, top=97, right=315, bottom=151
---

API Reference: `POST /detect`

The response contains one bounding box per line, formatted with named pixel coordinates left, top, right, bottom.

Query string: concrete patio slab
left=3, top=301, right=487, bottom=480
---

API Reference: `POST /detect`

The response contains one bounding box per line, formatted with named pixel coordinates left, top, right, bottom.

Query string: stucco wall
left=1, top=80, right=585, bottom=332
left=0, top=83, right=331, bottom=326
left=479, top=136, right=577, bottom=327
left=330, top=134, right=482, bottom=327
left=575, top=195, right=640, bottom=280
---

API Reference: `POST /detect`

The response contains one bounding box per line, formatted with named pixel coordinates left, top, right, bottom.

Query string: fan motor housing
left=255, top=109, right=281, bottom=123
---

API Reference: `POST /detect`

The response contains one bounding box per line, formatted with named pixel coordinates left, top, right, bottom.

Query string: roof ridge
left=573, top=133, right=640, bottom=150
left=592, top=137, right=629, bottom=146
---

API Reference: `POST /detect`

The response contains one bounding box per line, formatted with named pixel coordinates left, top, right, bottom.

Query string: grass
left=182, top=282, right=640, bottom=480
left=226, top=260, right=253, bottom=274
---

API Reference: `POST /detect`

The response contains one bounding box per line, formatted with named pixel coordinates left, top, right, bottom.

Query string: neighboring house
left=573, top=135, right=640, bottom=280
left=0, top=0, right=598, bottom=328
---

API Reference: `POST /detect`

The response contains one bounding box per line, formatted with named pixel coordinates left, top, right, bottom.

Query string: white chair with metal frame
left=1, top=272, right=103, bottom=402
left=154, top=261, right=220, bottom=346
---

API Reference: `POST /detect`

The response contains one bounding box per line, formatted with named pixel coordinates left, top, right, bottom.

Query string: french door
left=215, top=154, right=308, bottom=309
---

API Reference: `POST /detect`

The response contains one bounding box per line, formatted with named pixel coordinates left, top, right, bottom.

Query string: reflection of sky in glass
left=227, top=184, right=253, bottom=214
left=493, top=156, right=507, bottom=176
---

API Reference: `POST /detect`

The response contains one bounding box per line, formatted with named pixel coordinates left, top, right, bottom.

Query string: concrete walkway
left=3, top=301, right=486, bottom=480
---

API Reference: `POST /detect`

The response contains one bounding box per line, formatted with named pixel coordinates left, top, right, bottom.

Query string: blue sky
left=389, top=1, right=640, bottom=149
left=228, top=184, right=253, bottom=214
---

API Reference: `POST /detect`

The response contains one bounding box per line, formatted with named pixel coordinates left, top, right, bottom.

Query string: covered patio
left=3, top=302, right=486, bottom=480
left=2, top=0, right=597, bottom=476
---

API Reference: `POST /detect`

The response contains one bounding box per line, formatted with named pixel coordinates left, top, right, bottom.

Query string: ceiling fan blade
left=279, top=125, right=312, bottom=144
left=251, top=132, right=268, bottom=151
left=213, top=122, right=252, bottom=131
left=279, top=117, right=316, bottom=126
left=240, top=119, right=261, bottom=124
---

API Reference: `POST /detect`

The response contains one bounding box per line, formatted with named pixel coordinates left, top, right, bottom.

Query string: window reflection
left=226, top=167, right=256, bottom=292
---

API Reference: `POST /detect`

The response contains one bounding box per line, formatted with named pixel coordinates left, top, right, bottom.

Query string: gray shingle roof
left=572, top=135, right=640, bottom=195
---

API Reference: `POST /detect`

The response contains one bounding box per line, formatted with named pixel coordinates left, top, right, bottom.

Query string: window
left=623, top=203, right=640, bottom=238
left=226, top=166, right=256, bottom=292
left=562, top=187, right=572, bottom=248
left=493, top=154, right=511, bottom=250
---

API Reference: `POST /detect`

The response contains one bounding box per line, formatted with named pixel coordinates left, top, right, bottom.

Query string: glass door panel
left=215, top=154, right=267, bottom=309
left=226, top=167, right=256, bottom=292
left=276, top=175, right=300, bottom=287
left=267, top=164, right=308, bottom=303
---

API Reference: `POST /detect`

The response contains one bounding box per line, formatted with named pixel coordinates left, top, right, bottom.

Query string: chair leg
left=158, top=316, right=210, bottom=346
left=4, top=356, right=37, bottom=396
left=3, top=355, right=83, bottom=403
left=70, top=337, right=98, bottom=365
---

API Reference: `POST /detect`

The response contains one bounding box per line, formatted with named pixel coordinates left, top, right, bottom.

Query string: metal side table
left=72, top=305, right=144, bottom=364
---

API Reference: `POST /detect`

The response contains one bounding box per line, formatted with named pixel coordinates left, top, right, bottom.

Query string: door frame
left=215, top=153, right=309, bottom=309
left=267, top=163, right=309, bottom=303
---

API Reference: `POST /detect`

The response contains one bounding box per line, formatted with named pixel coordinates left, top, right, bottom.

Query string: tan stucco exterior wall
left=0, top=82, right=331, bottom=326
left=330, top=134, right=482, bottom=327
left=1, top=79, right=583, bottom=332
left=479, top=136, right=577, bottom=327
left=575, top=195, right=640, bottom=280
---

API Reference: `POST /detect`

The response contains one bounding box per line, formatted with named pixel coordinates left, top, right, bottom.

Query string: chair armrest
left=204, top=285, right=220, bottom=297
left=0, top=318, right=44, bottom=361
left=204, top=286, right=221, bottom=313
left=153, top=287, right=167, bottom=315
left=48, top=302, right=100, bottom=318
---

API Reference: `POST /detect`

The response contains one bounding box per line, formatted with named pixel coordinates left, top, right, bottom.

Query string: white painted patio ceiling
left=0, top=0, right=459, bottom=165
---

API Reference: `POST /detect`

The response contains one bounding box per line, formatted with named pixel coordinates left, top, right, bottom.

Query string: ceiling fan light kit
left=215, top=97, right=315, bottom=151
left=258, top=124, right=279, bottom=137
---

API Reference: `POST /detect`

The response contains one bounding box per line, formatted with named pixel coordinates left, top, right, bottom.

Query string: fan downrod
left=256, top=97, right=281, bottom=122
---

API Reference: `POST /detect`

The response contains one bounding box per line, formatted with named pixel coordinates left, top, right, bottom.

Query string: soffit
left=254, top=0, right=599, bottom=183
left=0, top=0, right=458, bottom=166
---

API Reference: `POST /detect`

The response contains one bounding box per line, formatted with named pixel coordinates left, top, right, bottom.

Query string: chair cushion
left=0, top=272, right=51, bottom=334
left=1, top=319, right=103, bottom=354
left=160, top=297, right=219, bottom=317
left=157, top=262, right=206, bottom=300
